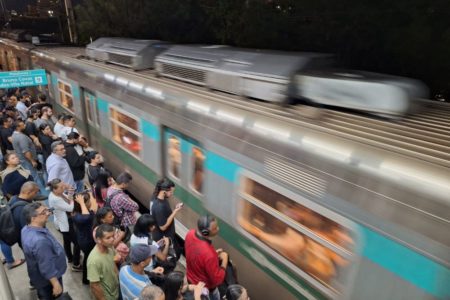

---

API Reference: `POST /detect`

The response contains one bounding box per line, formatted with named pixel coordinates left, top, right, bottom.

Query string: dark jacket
left=63, top=142, right=86, bottom=181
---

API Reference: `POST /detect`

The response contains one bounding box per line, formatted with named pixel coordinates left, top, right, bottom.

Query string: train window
left=94, top=98, right=100, bottom=126
left=110, top=106, right=142, bottom=157
left=57, top=80, right=74, bottom=112
left=238, top=176, right=354, bottom=293
left=167, top=135, right=181, bottom=178
left=46, top=74, right=53, bottom=99
left=83, top=91, right=94, bottom=124
left=190, top=146, right=205, bottom=194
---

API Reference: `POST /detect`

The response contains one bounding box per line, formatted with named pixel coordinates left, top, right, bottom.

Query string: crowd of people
left=0, top=87, right=249, bottom=300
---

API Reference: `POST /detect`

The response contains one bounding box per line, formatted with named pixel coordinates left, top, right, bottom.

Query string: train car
left=294, top=70, right=429, bottom=117
left=1, top=39, right=449, bottom=300
left=86, top=37, right=170, bottom=70
left=155, top=45, right=333, bottom=103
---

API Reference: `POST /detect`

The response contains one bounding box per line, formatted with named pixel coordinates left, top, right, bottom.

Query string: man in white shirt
left=60, top=115, right=79, bottom=141
left=46, top=141, right=75, bottom=188
left=53, top=113, right=66, bottom=138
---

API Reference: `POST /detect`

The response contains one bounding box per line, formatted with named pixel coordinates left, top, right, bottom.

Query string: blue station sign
left=0, top=69, right=48, bottom=89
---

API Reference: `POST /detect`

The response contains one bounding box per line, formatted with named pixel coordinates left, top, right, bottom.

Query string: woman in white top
left=48, top=178, right=82, bottom=271
left=131, top=214, right=169, bottom=273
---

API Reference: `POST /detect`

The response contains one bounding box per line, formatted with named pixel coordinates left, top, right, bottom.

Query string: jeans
left=21, top=160, right=49, bottom=197
left=36, top=277, right=63, bottom=300
left=0, top=239, right=14, bottom=264
left=209, top=288, right=221, bottom=300
left=75, top=180, right=84, bottom=193
left=60, top=219, right=80, bottom=265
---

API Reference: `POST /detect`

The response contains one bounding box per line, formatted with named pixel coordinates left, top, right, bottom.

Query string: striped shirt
left=119, top=265, right=151, bottom=300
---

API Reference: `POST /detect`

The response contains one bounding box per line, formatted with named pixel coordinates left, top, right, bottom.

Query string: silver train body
left=85, top=38, right=428, bottom=117
left=1, top=39, right=449, bottom=300
left=294, top=70, right=429, bottom=117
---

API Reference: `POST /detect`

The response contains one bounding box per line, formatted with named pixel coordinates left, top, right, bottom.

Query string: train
left=0, top=38, right=449, bottom=300
left=86, top=37, right=428, bottom=118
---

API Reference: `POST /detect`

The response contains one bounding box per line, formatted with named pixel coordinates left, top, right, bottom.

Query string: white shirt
left=48, top=192, right=74, bottom=232
left=54, top=122, right=65, bottom=138
left=60, top=126, right=79, bottom=141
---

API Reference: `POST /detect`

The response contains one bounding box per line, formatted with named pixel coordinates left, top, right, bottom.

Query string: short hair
left=13, top=119, right=24, bottom=130
left=57, top=113, right=66, bottom=121
left=20, top=181, right=39, bottom=194
left=23, top=202, right=43, bottom=224
left=116, top=172, right=132, bottom=185
left=86, top=151, right=98, bottom=163
left=66, top=131, right=80, bottom=140
left=51, top=141, right=63, bottom=152
left=37, top=93, right=47, bottom=101
left=95, top=223, right=115, bottom=239
left=138, top=285, right=164, bottom=300
left=39, top=123, right=50, bottom=131
left=226, top=285, right=247, bottom=300
left=62, top=115, right=74, bottom=122
left=41, top=106, right=51, bottom=114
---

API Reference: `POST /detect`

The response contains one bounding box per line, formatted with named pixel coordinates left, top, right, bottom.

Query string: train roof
left=157, top=44, right=333, bottom=79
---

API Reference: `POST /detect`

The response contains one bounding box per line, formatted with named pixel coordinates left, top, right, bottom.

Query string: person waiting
left=184, top=215, right=229, bottom=300
left=119, top=244, right=161, bottom=300
left=87, top=224, right=121, bottom=300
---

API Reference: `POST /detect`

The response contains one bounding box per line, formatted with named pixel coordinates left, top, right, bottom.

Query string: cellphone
left=157, top=239, right=166, bottom=248
left=201, top=288, right=209, bottom=296
left=176, top=203, right=184, bottom=208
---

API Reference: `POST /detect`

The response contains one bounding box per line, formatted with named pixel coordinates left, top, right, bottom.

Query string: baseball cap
left=129, top=244, right=159, bottom=264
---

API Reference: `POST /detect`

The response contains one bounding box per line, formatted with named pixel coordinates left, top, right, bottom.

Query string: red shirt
left=185, top=229, right=225, bottom=289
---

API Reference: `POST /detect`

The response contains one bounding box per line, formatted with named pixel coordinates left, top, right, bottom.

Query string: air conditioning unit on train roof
left=154, top=45, right=230, bottom=86
left=85, top=37, right=170, bottom=70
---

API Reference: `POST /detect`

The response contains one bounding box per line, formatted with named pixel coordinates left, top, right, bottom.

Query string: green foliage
left=75, top=0, right=450, bottom=93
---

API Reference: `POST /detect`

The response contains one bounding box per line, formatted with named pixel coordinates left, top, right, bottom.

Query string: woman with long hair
left=225, top=285, right=249, bottom=300
left=131, top=214, right=170, bottom=271
left=0, top=152, right=33, bottom=199
left=164, top=271, right=207, bottom=300
left=92, top=170, right=114, bottom=208
left=72, top=191, right=98, bottom=284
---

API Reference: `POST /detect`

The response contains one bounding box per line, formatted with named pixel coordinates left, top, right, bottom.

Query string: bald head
left=19, top=182, right=40, bottom=200
left=138, top=285, right=164, bottom=300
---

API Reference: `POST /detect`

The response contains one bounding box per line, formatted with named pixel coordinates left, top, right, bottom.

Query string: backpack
left=104, top=190, right=122, bottom=226
left=0, top=200, right=28, bottom=246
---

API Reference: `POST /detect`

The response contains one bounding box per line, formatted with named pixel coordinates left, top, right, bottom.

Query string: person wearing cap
left=119, top=244, right=164, bottom=300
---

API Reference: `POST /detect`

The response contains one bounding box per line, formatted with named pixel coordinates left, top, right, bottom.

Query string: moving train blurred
left=86, top=38, right=428, bottom=117
left=0, top=37, right=449, bottom=300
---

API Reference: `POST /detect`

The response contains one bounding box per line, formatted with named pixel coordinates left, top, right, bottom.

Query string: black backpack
left=104, top=190, right=122, bottom=226
left=0, top=200, right=28, bottom=246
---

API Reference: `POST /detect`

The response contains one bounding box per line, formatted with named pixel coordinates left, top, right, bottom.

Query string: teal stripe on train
left=360, top=226, right=450, bottom=299
left=141, top=120, right=160, bottom=141
left=210, top=151, right=450, bottom=299
left=97, top=98, right=109, bottom=113
left=205, top=151, right=240, bottom=182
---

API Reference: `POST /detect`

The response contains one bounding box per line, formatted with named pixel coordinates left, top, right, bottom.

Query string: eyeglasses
left=38, top=208, right=54, bottom=215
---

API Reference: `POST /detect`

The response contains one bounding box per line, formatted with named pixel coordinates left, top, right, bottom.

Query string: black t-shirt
left=87, top=165, right=105, bottom=185
left=151, top=196, right=175, bottom=241
left=24, top=120, right=38, bottom=138
left=0, top=126, right=14, bottom=150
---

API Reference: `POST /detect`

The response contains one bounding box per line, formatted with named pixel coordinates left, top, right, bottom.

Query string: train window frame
left=109, top=104, right=142, bottom=159
left=188, top=145, right=205, bottom=196
left=82, top=89, right=96, bottom=125
left=234, top=170, right=358, bottom=298
left=57, top=79, right=75, bottom=113
left=46, top=73, right=53, bottom=99
left=166, top=133, right=182, bottom=182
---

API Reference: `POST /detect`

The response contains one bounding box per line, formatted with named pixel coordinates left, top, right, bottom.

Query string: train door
left=80, top=88, right=101, bottom=150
